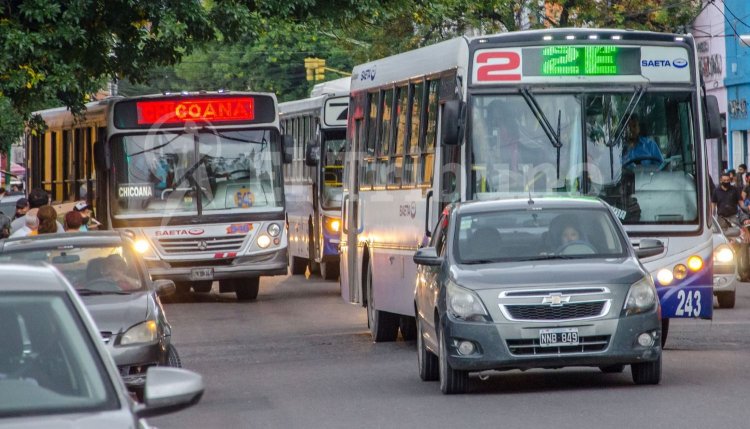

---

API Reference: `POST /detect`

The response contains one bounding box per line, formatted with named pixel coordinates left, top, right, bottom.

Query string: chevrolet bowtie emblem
left=542, top=293, right=571, bottom=307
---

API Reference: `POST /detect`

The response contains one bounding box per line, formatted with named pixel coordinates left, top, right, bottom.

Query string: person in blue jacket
left=622, top=114, right=664, bottom=167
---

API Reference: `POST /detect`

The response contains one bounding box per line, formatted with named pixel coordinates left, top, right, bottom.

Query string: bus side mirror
left=283, top=135, right=294, bottom=164
left=93, top=141, right=110, bottom=169
left=441, top=100, right=465, bottom=146
left=705, top=95, right=722, bottom=139
left=636, top=238, right=664, bottom=259
left=305, top=143, right=320, bottom=167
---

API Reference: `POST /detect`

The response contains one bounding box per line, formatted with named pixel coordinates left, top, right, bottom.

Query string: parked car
left=0, top=262, right=203, bottom=427
left=0, top=231, right=180, bottom=399
left=413, top=197, right=662, bottom=394
left=711, top=217, right=738, bottom=308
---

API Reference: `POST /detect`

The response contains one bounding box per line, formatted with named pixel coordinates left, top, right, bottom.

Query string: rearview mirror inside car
left=52, top=253, right=81, bottom=264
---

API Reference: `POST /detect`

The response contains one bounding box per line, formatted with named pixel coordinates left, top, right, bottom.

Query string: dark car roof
left=0, top=262, right=72, bottom=292
left=454, top=197, right=609, bottom=215
left=0, top=231, right=132, bottom=253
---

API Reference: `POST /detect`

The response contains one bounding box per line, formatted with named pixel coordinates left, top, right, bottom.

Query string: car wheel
left=366, top=261, right=398, bottom=342
left=438, top=328, right=468, bottom=394
left=631, top=354, right=661, bottom=385
left=660, top=319, right=669, bottom=348
left=192, top=281, right=212, bottom=293
left=320, top=261, right=340, bottom=281
left=290, top=256, right=307, bottom=275
left=235, top=277, right=260, bottom=301
left=399, top=316, right=417, bottom=341
left=599, top=364, right=625, bottom=373
left=417, top=316, right=438, bottom=381
left=166, top=344, right=182, bottom=368
left=174, top=281, right=192, bottom=295
left=717, top=291, right=736, bottom=309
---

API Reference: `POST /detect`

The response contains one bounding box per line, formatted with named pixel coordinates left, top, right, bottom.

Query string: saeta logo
left=673, top=58, right=688, bottom=69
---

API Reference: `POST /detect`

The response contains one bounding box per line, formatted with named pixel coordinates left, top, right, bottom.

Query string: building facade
left=723, top=0, right=750, bottom=174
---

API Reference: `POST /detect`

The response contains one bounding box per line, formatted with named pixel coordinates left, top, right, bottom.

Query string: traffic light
left=304, top=57, right=326, bottom=81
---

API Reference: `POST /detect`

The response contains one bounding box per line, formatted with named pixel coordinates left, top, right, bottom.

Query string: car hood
left=452, top=257, right=646, bottom=290
left=81, top=292, right=151, bottom=333
left=0, top=410, right=136, bottom=429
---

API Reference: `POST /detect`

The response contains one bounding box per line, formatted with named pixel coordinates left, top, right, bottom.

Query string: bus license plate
left=190, top=268, right=214, bottom=281
left=539, top=328, right=579, bottom=347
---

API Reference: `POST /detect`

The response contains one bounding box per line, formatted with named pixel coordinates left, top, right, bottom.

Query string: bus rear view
left=96, top=93, right=291, bottom=300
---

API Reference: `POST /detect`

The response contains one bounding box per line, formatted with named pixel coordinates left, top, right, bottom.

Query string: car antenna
left=527, top=191, right=534, bottom=205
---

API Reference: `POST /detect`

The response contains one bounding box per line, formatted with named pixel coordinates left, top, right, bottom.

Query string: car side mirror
left=636, top=238, right=664, bottom=258
left=305, top=143, right=320, bottom=167
left=724, top=226, right=741, bottom=238
left=283, top=135, right=294, bottom=164
left=413, top=247, right=443, bottom=266
left=154, top=279, right=176, bottom=297
left=134, top=367, right=204, bottom=418
left=441, top=100, right=465, bottom=146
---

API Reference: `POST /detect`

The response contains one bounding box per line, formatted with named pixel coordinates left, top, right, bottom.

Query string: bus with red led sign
left=27, top=92, right=293, bottom=301
left=340, top=28, right=722, bottom=343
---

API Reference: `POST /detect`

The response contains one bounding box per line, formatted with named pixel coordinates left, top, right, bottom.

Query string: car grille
left=157, top=236, right=246, bottom=254
left=506, top=335, right=610, bottom=356
left=504, top=301, right=607, bottom=321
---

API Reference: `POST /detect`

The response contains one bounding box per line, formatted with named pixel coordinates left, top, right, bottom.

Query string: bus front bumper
left=145, top=248, right=288, bottom=281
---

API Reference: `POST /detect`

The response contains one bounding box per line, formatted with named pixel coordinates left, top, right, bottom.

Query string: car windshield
left=455, top=207, right=627, bottom=264
left=0, top=293, right=118, bottom=417
left=320, top=130, right=345, bottom=210
left=110, top=129, right=285, bottom=218
left=0, top=246, right=146, bottom=294
left=469, top=91, right=698, bottom=225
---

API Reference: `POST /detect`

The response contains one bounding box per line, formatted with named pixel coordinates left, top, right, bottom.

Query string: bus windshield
left=321, top=130, right=346, bottom=210
left=111, top=129, right=285, bottom=217
left=469, top=91, right=698, bottom=225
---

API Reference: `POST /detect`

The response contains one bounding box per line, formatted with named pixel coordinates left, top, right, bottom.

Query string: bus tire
left=366, top=262, right=398, bottom=342
left=660, top=318, right=669, bottom=348
left=192, top=281, right=213, bottom=293
left=320, top=261, right=339, bottom=280
left=417, top=316, right=438, bottom=381
left=439, top=327, right=468, bottom=394
left=631, top=354, right=661, bottom=385
left=399, top=316, right=417, bottom=341
left=290, top=257, right=307, bottom=275
left=307, top=223, right=320, bottom=274
left=235, top=277, right=260, bottom=301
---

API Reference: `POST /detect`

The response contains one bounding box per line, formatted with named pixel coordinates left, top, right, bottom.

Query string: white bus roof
left=310, top=77, right=351, bottom=97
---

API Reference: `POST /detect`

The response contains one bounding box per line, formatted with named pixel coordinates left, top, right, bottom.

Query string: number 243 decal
left=675, top=289, right=702, bottom=317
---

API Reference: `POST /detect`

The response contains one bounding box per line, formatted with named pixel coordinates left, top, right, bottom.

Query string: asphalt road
left=151, top=275, right=750, bottom=429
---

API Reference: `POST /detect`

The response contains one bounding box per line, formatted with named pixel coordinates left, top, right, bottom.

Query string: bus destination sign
left=113, top=94, right=277, bottom=129
left=472, top=45, right=691, bottom=84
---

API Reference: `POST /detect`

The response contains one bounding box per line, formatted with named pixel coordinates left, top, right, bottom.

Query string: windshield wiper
left=519, top=88, right=563, bottom=179
left=76, top=288, right=130, bottom=296
left=602, top=87, right=646, bottom=180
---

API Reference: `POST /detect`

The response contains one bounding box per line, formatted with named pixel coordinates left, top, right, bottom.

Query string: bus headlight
left=267, top=223, right=281, bottom=237
left=656, top=268, right=674, bottom=285
left=714, top=244, right=734, bottom=264
left=687, top=255, right=703, bottom=272
left=134, top=239, right=151, bottom=254
left=257, top=234, right=271, bottom=249
left=623, top=277, right=657, bottom=316
left=324, top=217, right=341, bottom=234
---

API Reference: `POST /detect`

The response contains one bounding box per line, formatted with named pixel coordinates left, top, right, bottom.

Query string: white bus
left=28, top=92, right=293, bottom=301
left=340, top=28, right=722, bottom=341
left=280, top=78, right=349, bottom=280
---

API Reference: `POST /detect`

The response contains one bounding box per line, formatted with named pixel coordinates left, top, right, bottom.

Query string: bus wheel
left=399, top=316, right=417, bottom=341
left=660, top=319, right=669, bottom=348
left=235, top=277, right=260, bottom=301
left=320, top=261, right=339, bottom=281
left=366, top=262, right=398, bottom=342
left=192, top=281, right=213, bottom=293
left=290, top=257, right=307, bottom=275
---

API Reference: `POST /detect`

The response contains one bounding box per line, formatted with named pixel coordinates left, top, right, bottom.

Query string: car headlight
left=714, top=244, right=734, bottom=264
left=324, top=216, right=341, bottom=234
left=623, top=277, right=657, bottom=316
left=134, top=238, right=150, bottom=254
left=120, top=320, right=158, bottom=346
left=446, top=281, right=490, bottom=322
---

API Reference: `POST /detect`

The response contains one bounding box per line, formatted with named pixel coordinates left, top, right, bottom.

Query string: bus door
left=341, top=94, right=366, bottom=305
